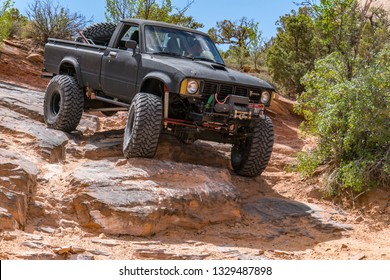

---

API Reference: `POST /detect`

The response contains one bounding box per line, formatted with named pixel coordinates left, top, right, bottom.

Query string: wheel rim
left=50, top=91, right=61, bottom=116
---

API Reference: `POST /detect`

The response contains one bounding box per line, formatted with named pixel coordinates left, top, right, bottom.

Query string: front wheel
left=231, top=116, right=274, bottom=177
left=123, top=93, right=162, bottom=158
left=43, top=75, right=84, bottom=132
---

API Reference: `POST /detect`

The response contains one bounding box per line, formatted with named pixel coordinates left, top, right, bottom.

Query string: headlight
left=261, top=91, right=271, bottom=104
left=186, top=80, right=199, bottom=95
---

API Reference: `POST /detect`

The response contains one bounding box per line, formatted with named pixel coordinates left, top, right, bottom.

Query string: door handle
left=109, top=51, right=117, bottom=58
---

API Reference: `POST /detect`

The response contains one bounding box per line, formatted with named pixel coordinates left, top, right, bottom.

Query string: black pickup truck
left=43, top=19, right=275, bottom=177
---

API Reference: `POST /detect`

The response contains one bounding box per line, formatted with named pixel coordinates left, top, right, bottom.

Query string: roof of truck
left=121, top=18, right=209, bottom=36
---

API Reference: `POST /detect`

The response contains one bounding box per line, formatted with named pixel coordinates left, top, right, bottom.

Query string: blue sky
left=13, top=0, right=299, bottom=40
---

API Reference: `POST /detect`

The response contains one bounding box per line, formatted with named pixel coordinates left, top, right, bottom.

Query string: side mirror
left=125, top=40, right=137, bottom=53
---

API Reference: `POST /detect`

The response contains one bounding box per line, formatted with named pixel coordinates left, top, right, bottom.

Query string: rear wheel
left=231, top=116, right=274, bottom=177
left=123, top=93, right=162, bottom=158
left=44, top=75, right=84, bottom=132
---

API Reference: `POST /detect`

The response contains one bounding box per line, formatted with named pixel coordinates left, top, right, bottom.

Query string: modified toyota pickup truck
left=43, top=19, right=275, bottom=177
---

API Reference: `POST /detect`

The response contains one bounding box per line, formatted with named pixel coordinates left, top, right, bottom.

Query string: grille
left=202, top=82, right=261, bottom=103
left=235, top=87, right=248, bottom=96
left=202, top=82, right=218, bottom=96
left=219, top=85, right=234, bottom=98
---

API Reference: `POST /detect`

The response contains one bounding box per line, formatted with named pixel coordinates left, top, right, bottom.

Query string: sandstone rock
left=53, top=246, right=73, bottom=255
left=0, top=149, right=38, bottom=230
left=314, top=220, right=354, bottom=232
left=268, top=98, right=291, bottom=117
left=155, top=135, right=230, bottom=169
left=0, top=207, right=19, bottom=230
left=59, top=219, right=80, bottom=228
left=23, top=233, right=44, bottom=241
left=28, top=200, right=47, bottom=220
left=351, top=253, right=366, bottom=260
left=21, top=241, right=46, bottom=249
left=87, top=249, right=110, bottom=257
left=26, top=53, right=43, bottom=63
left=91, top=239, right=120, bottom=247
left=243, top=197, right=316, bottom=222
left=66, top=129, right=124, bottom=159
left=213, top=247, right=267, bottom=260
left=39, top=227, right=55, bottom=234
left=0, top=188, right=28, bottom=230
left=243, top=197, right=353, bottom=233
left=69, top=254, right=95, bottom=260
left=1, top=40, right=23, bottom=56
left=0, top=82, right=100, bottom=135
left=0, top=148, right=38, bottom=194
left=68, top=160, right=241, bottom=236
left=0, top=231, right=18, bottom=241
left=0, top=83, right=44, bottom=122
left=273, top=250, right=294, bottom=256
left=77, top=114, right=100, bottom=135
left=0, top=107, right=68, bottom=162
left=354, top=216, right=364, bottom=223
left=3, top=39, right=24, bottom=49
left=270, top=94, right=300, bottom=117
left=134, top=248, right=210, bottom=260
left=83, top=139, right=123, bottom=159
left=14, top=251, right=60, bottom=260
left=272, top=143, right=297, bottom=156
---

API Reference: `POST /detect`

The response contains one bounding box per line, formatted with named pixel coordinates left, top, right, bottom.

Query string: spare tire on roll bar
left=76, top=22, right=116, bottom=46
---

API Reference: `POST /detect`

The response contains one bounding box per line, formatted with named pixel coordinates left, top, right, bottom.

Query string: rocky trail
left=0, top=39, right=389, bottom=260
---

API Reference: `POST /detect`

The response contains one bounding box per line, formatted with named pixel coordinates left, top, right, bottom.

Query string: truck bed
left=44, top=39, right=107, bottom=90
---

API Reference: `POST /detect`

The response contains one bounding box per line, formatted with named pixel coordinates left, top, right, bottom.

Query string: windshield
left=144, top=25, right=224, bottom=65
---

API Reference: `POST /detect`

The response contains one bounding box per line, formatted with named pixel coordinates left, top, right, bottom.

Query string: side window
left=116, top=25, right=139, bottom=50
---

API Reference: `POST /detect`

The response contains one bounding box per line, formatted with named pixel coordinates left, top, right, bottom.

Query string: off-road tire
left=77, top=22, right=116, bottom=46
left=123, top=93, right=162, bottom=158
left=231, top=116, right=274, bottom=177
left=44, top=75, right=84, bottom=132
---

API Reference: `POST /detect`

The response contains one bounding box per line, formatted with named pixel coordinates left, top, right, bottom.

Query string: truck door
left=101, top=24, right=139, bottom=102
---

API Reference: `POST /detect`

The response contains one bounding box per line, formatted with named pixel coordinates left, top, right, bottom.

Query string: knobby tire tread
left=44, top=75, right=84, bottom=132
left=123, top=93, right=162, bottom=158
left=232, top=116, right=274, bottom=177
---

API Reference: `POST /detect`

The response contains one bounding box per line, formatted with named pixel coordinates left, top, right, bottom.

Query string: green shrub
left=0, top=14, right=11, bottom=41
left=0, top=0, right=11, bottom=40
left=296, top=49, right=390, bottom=195
left=295, top=150, right=324, bottom=177
left=0, top=0, right=27, bottom=41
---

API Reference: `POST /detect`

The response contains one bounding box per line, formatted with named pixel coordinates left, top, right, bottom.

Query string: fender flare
left=140, top=71, right=179, bottom=94
left=58, top=57, right=84, bottom=86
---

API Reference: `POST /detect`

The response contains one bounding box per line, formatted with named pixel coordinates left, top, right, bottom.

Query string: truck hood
left=144, top=55, right=274, bottom=90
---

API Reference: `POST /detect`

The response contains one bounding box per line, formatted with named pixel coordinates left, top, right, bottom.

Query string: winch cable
left=214, top=93, right=230, bottom=105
